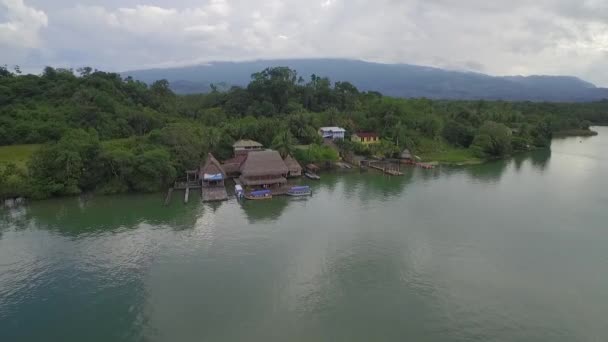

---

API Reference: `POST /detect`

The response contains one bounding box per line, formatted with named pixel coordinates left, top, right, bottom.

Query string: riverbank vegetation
left=1, top=65, right=606, bottom=199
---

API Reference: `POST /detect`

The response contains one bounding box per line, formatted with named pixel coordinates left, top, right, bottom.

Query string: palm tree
left=272, top=130, right=296, bottom=159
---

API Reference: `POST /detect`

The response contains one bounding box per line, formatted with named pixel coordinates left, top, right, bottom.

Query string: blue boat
left=287, top=185, right=312, bottom=197
left=245, top=189, right=272, bottom=200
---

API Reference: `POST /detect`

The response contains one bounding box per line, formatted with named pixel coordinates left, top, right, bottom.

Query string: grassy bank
left=412, top=137, right=482, bottom=165
left=553, top=129, right=598, bottom=137
left=0, top=144, right=40, bottom=169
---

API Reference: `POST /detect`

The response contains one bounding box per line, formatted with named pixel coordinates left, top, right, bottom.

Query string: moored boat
left=304, top=172, right=320, bottom=180
left=287, top=185, right=312, bottom=196
left=244, top=189, right=272, bottom=200
left=235, top=184, right=244, bottom=199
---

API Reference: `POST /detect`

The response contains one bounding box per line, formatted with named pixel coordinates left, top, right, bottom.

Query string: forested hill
left=124, top=59, right=608, bottom=102
left=1, top=65, right=607, bottom=200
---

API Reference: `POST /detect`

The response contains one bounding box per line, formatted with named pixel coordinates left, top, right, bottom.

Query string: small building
left=239, top=150, right=289, bottom=188
left=233, top=139, right=264, bottom=156
left=283, top=154, right=302, bottom=178
left=200, top=153, right=226, bottom=187
left=318, top=127, right=346, bottom=140
left=305, top=164, right=321, bottom=173
left=400, top=149, right=413, bottom=163
left=200, top=153, right=228, bottom=202
left=351, top=132, right=380, bottom=145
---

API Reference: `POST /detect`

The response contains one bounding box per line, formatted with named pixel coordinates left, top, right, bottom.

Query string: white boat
left=304, top=172, right=320, bottom=180
left=235, top=184, right=244, bottom=199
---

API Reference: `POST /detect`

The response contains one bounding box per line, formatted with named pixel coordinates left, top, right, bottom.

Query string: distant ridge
left=123, top=59, right=608, bottom=102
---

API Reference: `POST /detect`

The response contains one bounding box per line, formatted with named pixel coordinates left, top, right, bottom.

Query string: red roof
left=355, top=132, right=379, bottom=138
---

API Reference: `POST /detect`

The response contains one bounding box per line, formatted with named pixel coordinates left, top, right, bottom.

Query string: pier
left=361, top=160, right=404, bottom=176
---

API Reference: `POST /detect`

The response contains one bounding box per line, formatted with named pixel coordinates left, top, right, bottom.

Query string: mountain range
left=123, top=59, right=608, bottom=102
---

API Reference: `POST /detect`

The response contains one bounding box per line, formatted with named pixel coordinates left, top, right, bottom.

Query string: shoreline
left=553, top=129, right=598, bottom=137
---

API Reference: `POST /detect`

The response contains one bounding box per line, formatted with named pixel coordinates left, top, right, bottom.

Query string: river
left=1, top=127, right=607, bottom=342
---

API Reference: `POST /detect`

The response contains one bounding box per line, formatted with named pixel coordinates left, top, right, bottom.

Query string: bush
left=294, top=144, right=339, bottom=165
left=470, top=122, right=512, bottom=157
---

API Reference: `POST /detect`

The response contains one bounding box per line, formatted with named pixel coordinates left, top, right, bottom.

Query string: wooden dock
left=363, top=160, right=404, bottom=176
left=164, top=188, right=174, bottom=206
left=202, top=186, right=228, bottom=202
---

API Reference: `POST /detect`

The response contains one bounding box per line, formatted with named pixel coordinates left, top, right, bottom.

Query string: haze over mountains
left=124, top=59, right=608, bottom=102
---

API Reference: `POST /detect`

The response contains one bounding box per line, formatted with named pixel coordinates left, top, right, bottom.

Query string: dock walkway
left=362, top=160, right=404, bottom=176
left=202, top=186, right=228, bottom=202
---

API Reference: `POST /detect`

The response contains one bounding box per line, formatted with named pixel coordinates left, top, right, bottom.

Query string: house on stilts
left=239, top=150, right=289, bottom=189
left=200, top=153, right=228, bottom=202
left=283, top=154, right=302, bottom=178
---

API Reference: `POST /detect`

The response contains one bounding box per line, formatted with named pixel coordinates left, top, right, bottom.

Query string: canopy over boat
left=290, top=186, right=310, bottom=191
left=203, top=173, right=223, bottom=181
left=250, top=190, right=271, bottom=196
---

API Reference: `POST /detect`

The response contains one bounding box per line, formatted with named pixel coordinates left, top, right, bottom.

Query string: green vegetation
left=1, top=64, right=606, bottom=200
left=293, top=144, right=339, bottom=165
left=0, top=144, right=40, bottom=168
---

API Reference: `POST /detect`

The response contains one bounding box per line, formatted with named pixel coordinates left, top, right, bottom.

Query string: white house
left=318, top=127, right=346, bottom=140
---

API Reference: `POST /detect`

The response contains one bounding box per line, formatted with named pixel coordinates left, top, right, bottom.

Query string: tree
left=442, top=120, right=475, bottom=147
left=248, top=67, right=298, bottom=113
left=271, top=130, right=296, bottom=158
left=29, top=129, right=101, bottom=197
left=132, top=149, right=176, bottom=192
left=471, top=121, right=512, bottom=157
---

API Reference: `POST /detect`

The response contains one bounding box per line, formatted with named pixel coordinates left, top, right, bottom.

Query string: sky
left=2, top=0, right=608, bottom=85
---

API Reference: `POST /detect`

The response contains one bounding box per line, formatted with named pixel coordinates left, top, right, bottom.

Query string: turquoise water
left=1, top=128, right=607, bottom=341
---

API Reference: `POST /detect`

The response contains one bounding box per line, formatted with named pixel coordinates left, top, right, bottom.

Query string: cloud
left=0, top=0, right=47, bottom=48
left=4, top=0, right=608, bottom=86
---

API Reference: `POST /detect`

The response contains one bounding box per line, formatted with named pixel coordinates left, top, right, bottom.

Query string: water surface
left=1, top=128, right=608, bottom=341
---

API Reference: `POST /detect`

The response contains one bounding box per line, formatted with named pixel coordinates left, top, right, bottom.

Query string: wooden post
left=164, top=188, right=173, bottom=206
left=184, top=186, right=190, bottom=204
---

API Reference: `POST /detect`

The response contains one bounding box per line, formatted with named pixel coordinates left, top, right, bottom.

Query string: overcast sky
left=2, top=0, right=608, bottom=85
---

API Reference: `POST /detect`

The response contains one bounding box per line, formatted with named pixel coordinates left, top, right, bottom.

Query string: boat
left=244, top=189, right=272, bottom=200
left=287, top=185, right=312, bottom=197
left=235, top=184, right=244, bottom=199
left=304, top=172, right=320, bottom=180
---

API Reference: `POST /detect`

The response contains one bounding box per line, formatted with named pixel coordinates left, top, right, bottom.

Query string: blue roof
left=251, top=190, right=271, bottom=196
left=203, top=173, right=223, bottom=181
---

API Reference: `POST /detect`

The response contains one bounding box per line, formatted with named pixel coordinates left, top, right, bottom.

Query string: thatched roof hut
left=283, top=154, right=302, bottom=177
left=306, top=164, right=320, bottom=172
left=200, top=153, right=226, bottom=185
left=201, top=153, right=225, bottom=175
left=233, top=139, right=264, bottom=155
left=239, top=150, right=289, bottom=186
left=400, top=149, right=413, bottom=160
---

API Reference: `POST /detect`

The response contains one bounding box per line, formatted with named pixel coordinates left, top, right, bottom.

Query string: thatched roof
left=222, top=154, right=247, bottom=174
left=240, top=176, right=287, bottom=186
left=201, top=153, right=225, bottom=176
left=400, top=149, right=412, bottom=159
left=283, top=154, right=302, bottom=172
left=233, top=139, right=263, bottom=148
left=240, top=150, right=288, bottom=177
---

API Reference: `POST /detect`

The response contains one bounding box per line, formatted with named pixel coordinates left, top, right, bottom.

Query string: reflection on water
left=0, top=149, right=554, bottom=234
left=1, top=129, right=608, bottom=342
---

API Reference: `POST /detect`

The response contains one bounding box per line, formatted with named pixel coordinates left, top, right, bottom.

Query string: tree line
left=1, top=65, right=605, bottom=199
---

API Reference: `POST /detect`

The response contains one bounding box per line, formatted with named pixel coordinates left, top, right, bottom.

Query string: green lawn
left=0, top=144, right=41, bottom=168
left=414, top=137, right=482, bottom=165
